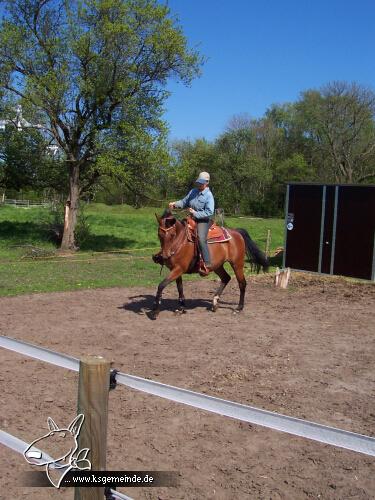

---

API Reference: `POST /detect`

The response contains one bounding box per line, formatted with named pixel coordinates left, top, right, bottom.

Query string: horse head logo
left=24, top=414, right=91, bottom=488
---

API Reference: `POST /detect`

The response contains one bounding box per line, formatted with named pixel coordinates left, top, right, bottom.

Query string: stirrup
left=199, top=263, right=211, bottom=276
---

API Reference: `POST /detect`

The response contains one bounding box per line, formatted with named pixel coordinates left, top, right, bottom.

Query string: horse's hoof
left=174, top=308, right=186, bottom=315
left=148, top=310, right=159, bottom=320
left=211, top=295, right=219, bottom=312
left=233, top=308, right=243, bottom=315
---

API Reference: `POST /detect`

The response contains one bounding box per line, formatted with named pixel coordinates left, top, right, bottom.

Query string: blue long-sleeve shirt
left=175, top=187, right=215, bottom=219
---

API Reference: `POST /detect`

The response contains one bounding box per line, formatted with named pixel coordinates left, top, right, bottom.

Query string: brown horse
left=150, top=210, right=269, bottom=319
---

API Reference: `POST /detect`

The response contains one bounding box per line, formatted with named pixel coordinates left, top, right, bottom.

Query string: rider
left=169, top=171, right=214, bottom=276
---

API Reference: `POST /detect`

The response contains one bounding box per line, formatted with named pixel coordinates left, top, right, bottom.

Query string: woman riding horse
left=151, top=175, right=269, bottom=319
left=169, top=171, right=214, bottom=276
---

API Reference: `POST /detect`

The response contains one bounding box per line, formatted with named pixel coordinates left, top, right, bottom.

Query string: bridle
left=159, top=225, right=175, bottom=233
left=159, top=218, right=189, bottom=260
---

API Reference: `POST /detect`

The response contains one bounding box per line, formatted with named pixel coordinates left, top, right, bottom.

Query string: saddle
left=186, top=218, right=232, bottom=244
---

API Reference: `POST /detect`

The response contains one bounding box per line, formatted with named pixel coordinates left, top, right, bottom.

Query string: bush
left=44, top=203, right=64, bottom=245
left=45, top=203, right=91, bottom=248
left=74, top=209, right=91, bottom=247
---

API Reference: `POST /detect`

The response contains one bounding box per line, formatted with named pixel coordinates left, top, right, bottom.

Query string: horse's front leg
left=151, top=267, right=182, bottom=320
left=175, top=276, right=186, bottom=314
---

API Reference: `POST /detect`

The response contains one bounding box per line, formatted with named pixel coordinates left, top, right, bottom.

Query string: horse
left=150, top=210, right=269, bottom=319
left=24, top=414, right=91, bottom=488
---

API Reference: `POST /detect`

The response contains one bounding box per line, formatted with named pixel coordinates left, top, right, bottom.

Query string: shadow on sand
left=119, top=293, right=237, bottom=319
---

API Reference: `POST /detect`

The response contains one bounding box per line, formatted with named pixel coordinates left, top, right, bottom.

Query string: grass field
left=0, top=203, right=284, bottom=296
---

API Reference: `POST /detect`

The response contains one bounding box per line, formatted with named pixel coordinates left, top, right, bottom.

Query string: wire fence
left=0, top=246, right=161, bottom=266
left=1, top=254, right=155, bottom=265
left=2, top=198, right=50, bottom=208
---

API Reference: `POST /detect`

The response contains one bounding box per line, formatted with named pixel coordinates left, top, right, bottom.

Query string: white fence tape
left=116, top=372, right=375, bottom=457
left=0, top=429, right=57, bottom=468
left=109, top=489, right=134, bottom=500
left=1, top=335, right=375, bottom=457
left=0, top=335, right=79, bottom=372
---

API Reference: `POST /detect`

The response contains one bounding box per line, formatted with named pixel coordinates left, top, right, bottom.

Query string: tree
left=0, top=124, right=65, bottom=192
left=296, top=82, right=375, bottom=183
left=0, top=0, right=202, bottom=249
left=93, top=112, right=170, bottom=206
left=266, top=103, right=314, bottom=164
left=214, top=117, right=276, bottom=215
left=265, top=153, right=315, bottom=215
left=169, top=138, right=216, bottom=198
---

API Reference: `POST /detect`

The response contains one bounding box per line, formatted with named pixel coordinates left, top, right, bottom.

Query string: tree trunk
left=61, top=163, right=80, bottom=251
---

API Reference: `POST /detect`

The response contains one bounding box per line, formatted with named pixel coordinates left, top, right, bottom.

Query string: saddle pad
left=207, top=225, right=232, bottom=244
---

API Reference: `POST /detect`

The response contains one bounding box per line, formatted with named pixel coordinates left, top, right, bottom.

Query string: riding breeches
left=197, top=220, right=211, bottom=266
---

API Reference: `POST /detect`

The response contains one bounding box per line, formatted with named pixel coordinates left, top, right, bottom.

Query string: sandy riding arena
left=1, top=274, right=374, bottom=499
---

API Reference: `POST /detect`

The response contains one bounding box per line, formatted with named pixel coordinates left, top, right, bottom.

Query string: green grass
left=0, top=203, right=284, bottom=296
left=0, top=206, right=54, bottom=260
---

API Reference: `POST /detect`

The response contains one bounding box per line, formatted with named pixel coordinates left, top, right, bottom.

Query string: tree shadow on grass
left=0, top=221, right=136, bottom=253
left=0, top=221, right=49, bottom=246
left=78, top=234, right=137, bottom=252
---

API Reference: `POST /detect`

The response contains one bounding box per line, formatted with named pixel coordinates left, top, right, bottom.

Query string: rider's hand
left=188, top=207, right=195, bottom=214
left=169, top=202, right=176, bottom=209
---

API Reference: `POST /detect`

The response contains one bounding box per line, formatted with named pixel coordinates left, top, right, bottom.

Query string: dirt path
left=1, top=273, right=374, bottom=499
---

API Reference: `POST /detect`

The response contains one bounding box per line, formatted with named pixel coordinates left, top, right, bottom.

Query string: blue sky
left=164, top=0, right=375, bottom=141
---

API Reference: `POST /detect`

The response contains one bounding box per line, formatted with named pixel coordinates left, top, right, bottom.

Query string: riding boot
left=199, top=261, right=212, bottom=276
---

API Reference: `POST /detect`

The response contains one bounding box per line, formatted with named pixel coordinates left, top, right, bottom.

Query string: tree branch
left=357, top=172, right=375, bottom=182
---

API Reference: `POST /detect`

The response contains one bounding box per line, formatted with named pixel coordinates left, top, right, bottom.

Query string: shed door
left=285, top=185, right=323, bottom=272
left=333, top=186, right=375, bottom=280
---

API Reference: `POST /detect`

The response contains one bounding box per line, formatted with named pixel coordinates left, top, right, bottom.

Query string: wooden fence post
left=265, top=229, right=271, bottom=258
left=275, top=267, right=291, bottom=288
left=74, top=355, right=110, bottom=500
left=215, top=208, right=225, bottom=226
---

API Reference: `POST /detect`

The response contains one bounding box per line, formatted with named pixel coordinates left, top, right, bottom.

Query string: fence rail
left=2, top=198, right=50, bottom=208
left=1, top=334, right=375, bottom=458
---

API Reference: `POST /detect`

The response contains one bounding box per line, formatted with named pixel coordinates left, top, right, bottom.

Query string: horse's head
left=155, top=210, right=179, bottom=259
left=24, top=414, right=84, bottom=466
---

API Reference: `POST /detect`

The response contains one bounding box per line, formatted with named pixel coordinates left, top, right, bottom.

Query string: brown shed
left=283, top=183, right=375, bottom=281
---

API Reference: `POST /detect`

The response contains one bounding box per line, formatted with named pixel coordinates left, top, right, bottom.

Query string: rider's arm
left=174, top=189, right=194, bottom=209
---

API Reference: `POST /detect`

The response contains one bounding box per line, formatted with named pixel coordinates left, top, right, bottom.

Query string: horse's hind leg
left=175, top=276, right=186, bottom=314
left=212, top=266, right=231, bottom=312
left=229, top=261, right=247, bottom=312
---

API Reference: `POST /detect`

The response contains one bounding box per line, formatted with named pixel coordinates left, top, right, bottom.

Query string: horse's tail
left=235, top=228, right=269, bottom=273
